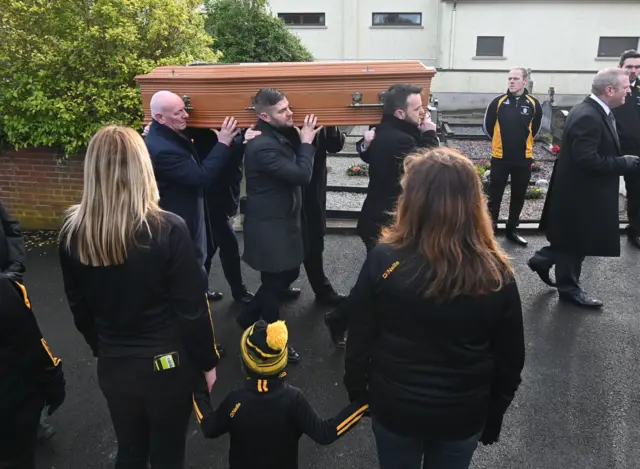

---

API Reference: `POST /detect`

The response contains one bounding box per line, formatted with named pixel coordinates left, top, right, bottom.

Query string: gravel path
left=450, top=139, right=556, bottom=161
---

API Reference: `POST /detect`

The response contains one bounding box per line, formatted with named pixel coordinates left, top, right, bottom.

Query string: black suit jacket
left=613, top=80, right=640, bottom=156
left=242, top=120, right=315, bottom=273
left=356, top=115, right=439, bottom=245
left=545, top=97, right=632, bottom=257
left=0, top=199, right=25, bottom=275
left=145, top=120, right=232, bottom=266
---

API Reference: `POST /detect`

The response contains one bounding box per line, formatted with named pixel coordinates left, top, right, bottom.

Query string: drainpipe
left=448, top=1, right=457, bottom=69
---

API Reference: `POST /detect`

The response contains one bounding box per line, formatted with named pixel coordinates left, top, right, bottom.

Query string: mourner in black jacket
left=145, top=91, right=238, bottom=284
left=613, top=50, right=640, bottom=247
left=342, top=149, right=524, bottom=468
left=187, top=127, right=253, bottom=303
left=0, top=275, right=66, bottom=468
left=529, top=68, right=640, bottom=308
left=483, top=68, right=543, bottom=246
left=356, top=84, right=439, bottom=251
left=193, top=320, right=368, bottom=469
left=237, top=88, right=322, bottom=362
left=301, top=126, right=347, bottom=305
left=0, top=198, right=26, bottom=282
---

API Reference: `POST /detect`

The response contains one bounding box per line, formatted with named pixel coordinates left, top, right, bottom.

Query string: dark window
left=278, top=13, right=325, bottom=26
left=476, top=36, right=505, bottom=57
left=372, top=13, right=422, bottom=26
left=597, top=37, right=639, bottom=58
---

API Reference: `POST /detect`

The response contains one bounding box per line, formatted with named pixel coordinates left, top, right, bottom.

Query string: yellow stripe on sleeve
left=336, top=404, right=369, bottom=433
left=192, top=394, right=203, bottom=423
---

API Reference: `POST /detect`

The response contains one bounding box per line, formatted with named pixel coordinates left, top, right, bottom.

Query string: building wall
left=0, top=148, right=83, bottom=230
left=268, top=0, right=640, bottom=109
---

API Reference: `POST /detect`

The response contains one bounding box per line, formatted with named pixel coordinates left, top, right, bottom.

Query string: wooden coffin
left=135, top=61, right=436, bottom=127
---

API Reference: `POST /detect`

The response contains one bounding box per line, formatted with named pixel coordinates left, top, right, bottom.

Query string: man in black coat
left=355, top=84, right=439, bottom=251
left=528, top=68, right=640, bottom=308
left=613, top=50, right=640, bottom=248
left=187, top=127, right=253, bottom=304
left=300, top=126, right=347, bottom=306
left=145, top=90, right=240, bottom=355
left=237, top=88, right=323, bottom=362
left=0, top=198, right=26, bottom=282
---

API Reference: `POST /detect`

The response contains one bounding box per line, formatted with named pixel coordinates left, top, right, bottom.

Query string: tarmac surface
left=29, top=233, right=640, bottom=469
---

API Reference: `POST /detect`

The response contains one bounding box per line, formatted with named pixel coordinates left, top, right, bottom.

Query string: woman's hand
left=204, top=367, right=217, bottom=392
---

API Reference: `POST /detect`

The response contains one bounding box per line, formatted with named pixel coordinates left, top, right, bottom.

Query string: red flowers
left=551, top=145, right=561, bottom=154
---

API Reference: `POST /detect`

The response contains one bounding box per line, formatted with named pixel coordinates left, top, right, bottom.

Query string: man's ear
left=394, top=109, right=405, bottom=120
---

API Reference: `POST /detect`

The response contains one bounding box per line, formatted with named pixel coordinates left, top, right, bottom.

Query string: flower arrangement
left=525, top=187, right=545, bottom=200
left=551, top=145, right=561, bottom=154
left=347, top=163, right=369, bottom=176
left=531, top=160, right=541, bottom=172
left=476, top=159, right=491, bottom=170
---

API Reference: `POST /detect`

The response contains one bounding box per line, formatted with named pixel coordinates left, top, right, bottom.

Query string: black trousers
left=238, top=267, right=300, bottom=328
left=0, top=394, right=45, bottom=469
left=303, top=230, right=334, bottom=298
left=530, top=246, right=585, bottom=295
left=204, top=211, right=244, bottom=296
left=488, top=162, right=531, bottom=231
left=97, top=357, right=197, bottom=469
left=625, top=173, right=640, bottom=234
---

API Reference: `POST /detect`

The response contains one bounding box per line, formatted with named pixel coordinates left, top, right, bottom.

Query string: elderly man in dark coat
left=355, top=84, right=439, bottom=251
left=237, top=88, right=322, bottom=362
left=528, top=68, right=640, bottom=308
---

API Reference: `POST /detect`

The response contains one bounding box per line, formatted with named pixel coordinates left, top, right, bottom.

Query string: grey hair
left=591, top=68, right=626, bottom=96
left=150, top=90, right=178, bottom=118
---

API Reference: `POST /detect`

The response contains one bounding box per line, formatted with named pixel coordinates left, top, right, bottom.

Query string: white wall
left=440, top=1, right=639, bottom=71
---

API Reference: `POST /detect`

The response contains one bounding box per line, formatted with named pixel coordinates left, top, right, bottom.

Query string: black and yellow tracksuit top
left=193, top=374, right=369, bottom=469
left=483, top=89, right=542, bottom=166
left=0, top=276, right=63, bottom=414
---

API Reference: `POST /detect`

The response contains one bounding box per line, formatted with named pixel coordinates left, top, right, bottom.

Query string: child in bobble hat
left=193, top=319, right=369, bottom=469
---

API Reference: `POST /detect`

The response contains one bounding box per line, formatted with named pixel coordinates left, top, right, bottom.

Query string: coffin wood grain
left=135, top=61, right=436, bottom=127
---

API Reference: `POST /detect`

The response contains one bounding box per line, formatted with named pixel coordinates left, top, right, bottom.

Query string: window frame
left=371, top=12, right=423, bottom=27
left=277, top=12, right=326, bottom=27
left=597, top=37, right=639, bottom=58
left=475, top=36, right=505, bottom=58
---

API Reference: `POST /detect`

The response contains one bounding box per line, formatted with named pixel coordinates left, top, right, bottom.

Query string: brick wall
left=0, top=147, right=84, bottom=230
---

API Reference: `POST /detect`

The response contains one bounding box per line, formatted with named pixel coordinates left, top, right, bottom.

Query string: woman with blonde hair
left=343, top=147, right=525, bottom=469
left=59, top=125, right=220, bottom=468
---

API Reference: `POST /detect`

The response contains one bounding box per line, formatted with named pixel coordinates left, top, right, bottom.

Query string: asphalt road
left=29, top=233, right=640, bottom=469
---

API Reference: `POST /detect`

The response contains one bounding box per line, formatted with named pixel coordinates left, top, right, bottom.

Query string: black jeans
left=372, top=417, right=480, bottom=469
left=97, top=356, right=197, bottom=469
left=303, top=230, right=334, bottom=298
left=625, top=172, right=640, bottom=234
left=531, top=245, right=585, bottom=295
left=0, top=394, right=45, bottom=469
left=488, top=162, right=531, bottom=231
left=204, top=211, right=245, bottom=296
left=237, top=267, right=300, bottom=327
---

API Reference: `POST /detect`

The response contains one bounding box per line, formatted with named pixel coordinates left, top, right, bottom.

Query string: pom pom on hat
left=266, top=320, right=288, bottom=352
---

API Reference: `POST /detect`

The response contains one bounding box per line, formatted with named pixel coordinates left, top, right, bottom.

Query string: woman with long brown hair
left=59, top=125, right=220, bottom=468
left=343, top=147, right=525, bottom=469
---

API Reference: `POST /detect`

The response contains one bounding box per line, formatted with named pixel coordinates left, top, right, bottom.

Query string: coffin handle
left=346, top=91, right=385, bottom=108
left=182, top=95, right=193, bottom=111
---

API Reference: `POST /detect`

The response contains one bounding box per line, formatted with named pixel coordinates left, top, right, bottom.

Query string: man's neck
left=512, top=90, right=525, bottom=97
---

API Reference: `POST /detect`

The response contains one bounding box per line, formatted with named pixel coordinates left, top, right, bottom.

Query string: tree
left=204, top=0, right=314, bottom=64
left=0, top=0, right=217, bottom=156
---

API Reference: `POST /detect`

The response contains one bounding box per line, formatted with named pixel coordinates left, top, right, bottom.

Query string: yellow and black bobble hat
left=240, top=320, right=289, bottom=377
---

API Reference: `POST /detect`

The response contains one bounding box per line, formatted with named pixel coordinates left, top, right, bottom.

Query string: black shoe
left=37, top=421, right=56, bottom=442
left=627, top=232, right=640, bottom=249
left=527, top=258, right=556, bottom=287
left=280, top=287, right=301, bottom=300
left=207, top=290, right=224, bottom=301
left=316, top=291, right=347, bottom=307
left=287, top=345, right=301, bottom=363
left=216, top=344, right=227, bottom=358
left=506, top=230, right=528, bottom=246
left=233, top=289, right=254, bottom=304
left=559, top=292, right=603, bottom=308
left=324, top=312, right=346, bottom=348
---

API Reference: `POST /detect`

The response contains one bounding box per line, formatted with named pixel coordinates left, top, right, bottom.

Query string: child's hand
left=204, top=367, right=217, bottom=392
